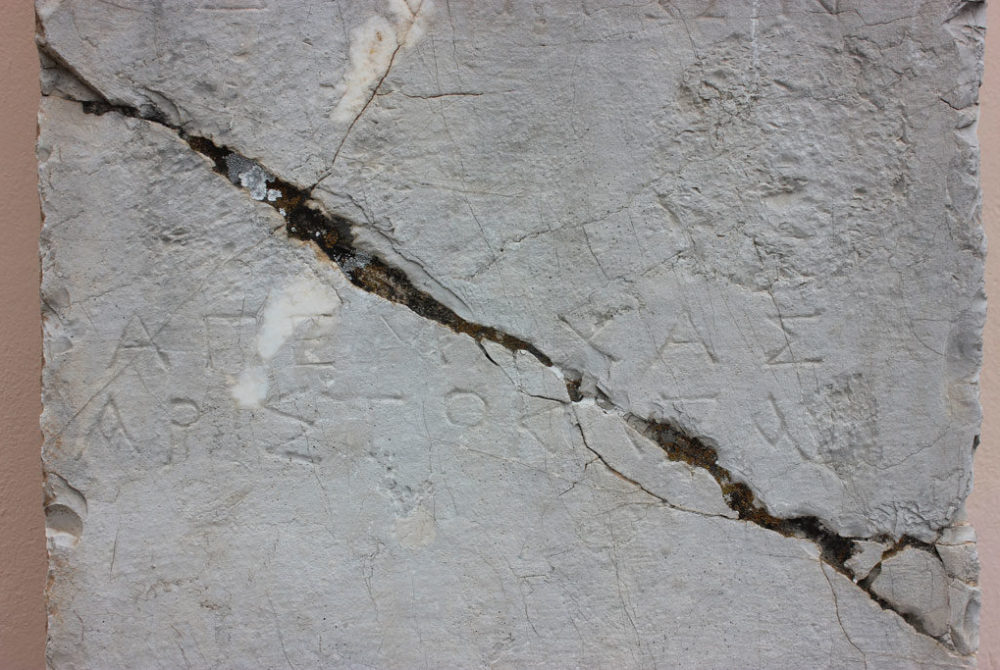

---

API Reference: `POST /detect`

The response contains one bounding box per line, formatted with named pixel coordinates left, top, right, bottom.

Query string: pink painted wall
left=967, top=0, right=1000, bottom=666
left=0, top=0, right=48, bottom=667
left=0, top=1, right=998, bottom=667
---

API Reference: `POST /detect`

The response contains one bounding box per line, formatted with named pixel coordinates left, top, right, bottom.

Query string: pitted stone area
left=38, top=1, right=985, bottom=667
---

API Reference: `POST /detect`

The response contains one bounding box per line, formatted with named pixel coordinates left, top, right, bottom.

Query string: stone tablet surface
left=37, top=0, right=985, bottom=666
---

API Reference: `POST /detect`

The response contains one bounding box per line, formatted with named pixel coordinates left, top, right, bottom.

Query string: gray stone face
left=37, top=0, right=985, bottom=667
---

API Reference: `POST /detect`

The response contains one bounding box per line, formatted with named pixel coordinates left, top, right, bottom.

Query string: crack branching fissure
left=573, top=422, right=733, bottom=522
left=621, top=409, right=953, bottom=643
left=76, top=97, right=554, bottom=368
left=70, top=93, right=955, bottom=647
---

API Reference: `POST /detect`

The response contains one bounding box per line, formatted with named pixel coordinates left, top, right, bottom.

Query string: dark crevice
left=81, top=99, right=170, bottom=126
left=284, top=204, right=553, bottom=366
left=564, top=377, right=584, bottom=403
left=631, top=416, right=852, bottom=564
left=878, top=534, right=939, bottom=563
left=625, top=413, right=955, bottom=645
left=80, top=96, right=553, bottom=368
left=75, top=93, right=955, bottom=648
left=857, top=557, right=938, bottom=638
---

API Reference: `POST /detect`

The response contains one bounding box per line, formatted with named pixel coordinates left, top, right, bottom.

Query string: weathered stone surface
left=38, top=0, right=985, bottom=666
left=39, top=0, right=987, bottom=542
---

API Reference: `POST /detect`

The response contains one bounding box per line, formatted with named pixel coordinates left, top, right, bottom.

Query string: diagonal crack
left=60, top=83, right=962, bottom=651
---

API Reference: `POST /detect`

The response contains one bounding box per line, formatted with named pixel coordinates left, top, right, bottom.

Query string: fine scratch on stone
left=323, top=0, right=432, bottom=179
